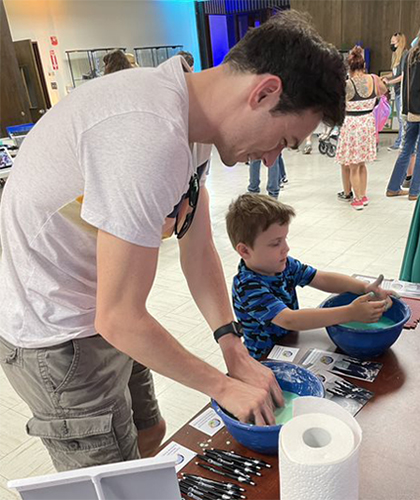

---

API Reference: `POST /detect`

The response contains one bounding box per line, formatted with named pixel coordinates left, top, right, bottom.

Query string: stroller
left=318, top=126, right=340, bottom=158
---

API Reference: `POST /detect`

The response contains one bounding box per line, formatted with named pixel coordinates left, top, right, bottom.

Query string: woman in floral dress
left=336, top=46, right=387, bottom=210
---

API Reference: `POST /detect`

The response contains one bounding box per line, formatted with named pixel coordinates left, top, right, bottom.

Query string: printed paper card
left=267, top=345, right=300, bottom=362
left=354, top=274, right=420, bottom=299
left=156, top=441, right=197, bottom=472
left=310, top=368, right=374, bottom=416
left=299, top=348, right=383, bottom=382
left=189, top=408, right=225, bottom=436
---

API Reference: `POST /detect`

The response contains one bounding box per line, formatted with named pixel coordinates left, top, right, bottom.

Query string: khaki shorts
left=0, top=334, right=162, bottom=472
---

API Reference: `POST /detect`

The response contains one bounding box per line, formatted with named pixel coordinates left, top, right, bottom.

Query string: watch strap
left=213, top=321, right=243, bottom=343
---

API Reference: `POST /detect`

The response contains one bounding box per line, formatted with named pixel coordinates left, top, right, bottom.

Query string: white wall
left=4, top=0, right=200, bottom=103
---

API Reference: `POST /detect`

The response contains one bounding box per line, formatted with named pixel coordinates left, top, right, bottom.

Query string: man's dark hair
left=224, top=10, right=346, bottom=127
left=178, top=51, right=194, bottom=68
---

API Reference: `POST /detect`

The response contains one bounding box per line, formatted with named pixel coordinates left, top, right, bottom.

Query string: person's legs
left=129, top=361, right=165, bottom=457
left=0, top=335, right=142, bottom=472
left=248, top=160, right=261, bottom=193
left=394, top=93, right=403, bottom=148
left=303, top=134, right=312, bottom=154
left=349, top=164, right=362, bottom=198
left=349, top=164, right=364, bottom=210
left=407, top=126, right=420, bottom=200
left=360, top=162, right=368, bottom=197
left=341, top=164, right=352, bottom=195
left=278, top=154, right=286, bottom=181
left=387, top=122, right=419, bottom=195
left=338, top=164, right=353, bottom=201
left=267, top=157, right=280, bottom=198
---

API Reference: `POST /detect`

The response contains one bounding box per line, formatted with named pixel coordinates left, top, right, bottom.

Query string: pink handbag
left=373, top=95, right=391, bottom=136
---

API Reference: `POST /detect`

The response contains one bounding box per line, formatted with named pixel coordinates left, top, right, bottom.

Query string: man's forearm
left=180, top=241, right=249, bottom=365
left=181, top=241, right=234, bottom=331
left=97, top=311, right=228, bottom=400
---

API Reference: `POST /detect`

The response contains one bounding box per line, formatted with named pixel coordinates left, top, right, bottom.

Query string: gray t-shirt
left=0, top=57, right=210, bottom=348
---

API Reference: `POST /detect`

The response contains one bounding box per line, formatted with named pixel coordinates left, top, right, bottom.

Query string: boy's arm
left=272, top=294, right=387, bottom=331
left=310, top=271, right=394, bottom=304
left=309, top=270, right=367, bottom=295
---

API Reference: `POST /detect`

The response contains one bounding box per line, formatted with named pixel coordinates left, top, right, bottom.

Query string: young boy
left=226, top=194, right=392, bottom=359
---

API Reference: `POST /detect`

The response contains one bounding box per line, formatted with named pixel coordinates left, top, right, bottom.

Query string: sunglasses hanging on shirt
left=175, top=172, right=200, bottom=239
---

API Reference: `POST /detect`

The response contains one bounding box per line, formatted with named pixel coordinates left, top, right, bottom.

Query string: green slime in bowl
left=340, top=316, right=396, bottom=331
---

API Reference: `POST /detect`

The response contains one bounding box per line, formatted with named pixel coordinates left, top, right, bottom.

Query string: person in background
left=178, top=51, right=194, bottom=71
left=335, top=46, right=387, bottom=210
left=386, top=30, right=420, bottom=201
left=383, top=33, right=407, bottom=151
left=248, top=154, right=286, bottom=199
left=103, top=49, right=131, bottom=74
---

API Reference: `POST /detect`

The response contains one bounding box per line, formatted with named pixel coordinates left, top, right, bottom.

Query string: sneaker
left=361, top=196, right=369, bottom=206
left=303, top=144, right=312, bottom=154
left=387, top=144, right=400, bottom=151
left=337, top=191, right=354, bottom=202
left=402, top=177, right=412, bottom=189
left=281, top=176, right=289, bottom=184
left=409, top=195, right=418, bottom=201
left=351, top=199, right=364, bottom=210
left=386, top=189, right=409, bottom=197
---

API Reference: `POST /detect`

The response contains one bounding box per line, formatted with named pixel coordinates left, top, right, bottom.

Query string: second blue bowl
left=211, top=361, right=324, bottom=455
left=320, top=292, right=410, bottom=359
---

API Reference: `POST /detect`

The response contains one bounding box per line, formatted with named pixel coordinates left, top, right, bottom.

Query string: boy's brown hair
left=226, top=194, right=295, bottom=249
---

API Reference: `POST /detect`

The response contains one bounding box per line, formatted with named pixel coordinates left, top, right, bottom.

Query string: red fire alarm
left=50, top=50, right=59, bottom=70
left=50, top=36, right=58, bottom=46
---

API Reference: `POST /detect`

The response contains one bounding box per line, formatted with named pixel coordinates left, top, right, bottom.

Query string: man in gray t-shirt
left=0, top=11, right=345, bottom=471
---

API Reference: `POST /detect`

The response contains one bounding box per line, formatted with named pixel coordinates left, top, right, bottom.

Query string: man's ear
left=236, top=242, right=252, bottom=259
left=248, top=75, right=283, bottom=110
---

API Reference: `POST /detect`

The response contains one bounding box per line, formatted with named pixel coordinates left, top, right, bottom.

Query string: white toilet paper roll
left=279, top=397, right=362, bottom=500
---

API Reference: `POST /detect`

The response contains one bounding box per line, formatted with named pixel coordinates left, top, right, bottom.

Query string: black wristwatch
left=213, top=321, right=243, bottom=343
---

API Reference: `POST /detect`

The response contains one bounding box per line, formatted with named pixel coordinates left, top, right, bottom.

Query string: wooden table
left=160, top=326, right=420, bottom=500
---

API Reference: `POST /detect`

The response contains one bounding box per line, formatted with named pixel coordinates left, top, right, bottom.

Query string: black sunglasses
left=174, top=173, right=200, bottom=239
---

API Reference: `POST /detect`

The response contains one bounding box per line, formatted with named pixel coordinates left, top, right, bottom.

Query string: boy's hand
left=365, top=274, right=395, bottom=310
left=350, top=293, right=387, bottom=323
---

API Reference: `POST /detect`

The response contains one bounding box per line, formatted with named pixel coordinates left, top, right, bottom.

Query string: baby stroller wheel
left=327, top=144, right=336, bottom=158
left=319, top=141, right=328, bottom=155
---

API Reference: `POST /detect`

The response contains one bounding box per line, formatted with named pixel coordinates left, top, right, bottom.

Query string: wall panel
left=292, top=0, right=420, bottom=74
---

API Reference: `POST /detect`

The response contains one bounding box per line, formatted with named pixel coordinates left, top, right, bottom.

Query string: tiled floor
left=0, top=134, right=416, bottom=497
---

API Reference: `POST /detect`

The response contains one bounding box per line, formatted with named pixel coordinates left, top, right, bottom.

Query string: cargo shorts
left=0, top=334, right=162, bottom=472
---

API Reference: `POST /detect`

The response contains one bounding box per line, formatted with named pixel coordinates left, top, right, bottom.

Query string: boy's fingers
left=371, top=300, right=387, bottom=309
left=372, top=274, right=384, bottom=288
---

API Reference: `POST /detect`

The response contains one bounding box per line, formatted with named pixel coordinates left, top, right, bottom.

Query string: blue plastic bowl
left=320, top=292, right=410, bottom=359
left=211, top=361, right=324, bottom=455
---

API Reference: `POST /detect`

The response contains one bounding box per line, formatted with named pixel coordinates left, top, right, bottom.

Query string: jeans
left=248, top=156, right=285, bottom=199
left=393, top=93, right=404, bottom=148
left=387, top=121, right=420, bottom=196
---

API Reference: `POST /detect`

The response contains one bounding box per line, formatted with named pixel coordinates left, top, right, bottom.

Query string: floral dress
left=336, top=75, right=377, bottom=165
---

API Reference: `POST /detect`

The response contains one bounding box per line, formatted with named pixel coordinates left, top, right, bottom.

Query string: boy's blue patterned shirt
left=232, top=257, right=317, bottom=359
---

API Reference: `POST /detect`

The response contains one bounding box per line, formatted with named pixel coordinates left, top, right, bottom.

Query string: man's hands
left=218, top=336, right=284, bottom=425
left=216, top=375, right=281, bottom=426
